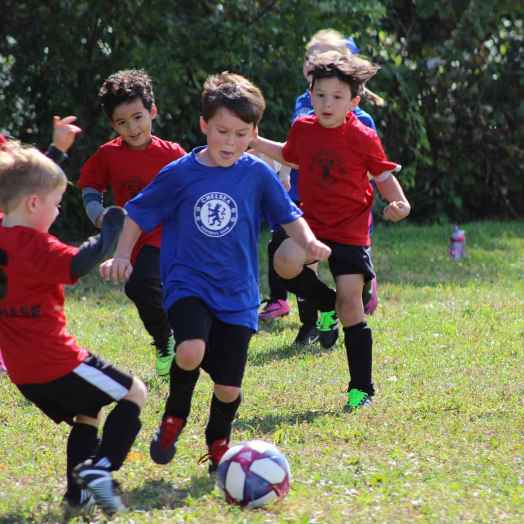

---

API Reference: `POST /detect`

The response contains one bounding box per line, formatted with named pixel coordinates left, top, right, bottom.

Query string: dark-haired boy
left=253, top=51, right=411, bottom=411
left=0, top=141, right=146, bottom=516
left=100, top=72, right=331, bottom=472
left=78, top=69, right=186, bottom=376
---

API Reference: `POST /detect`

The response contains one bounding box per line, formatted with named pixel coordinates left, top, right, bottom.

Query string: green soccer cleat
left=345, top=388, right=373, bottom=412
left=155, top=338, right=175, bottom=377
left=316, top=310, right=339, bottom=348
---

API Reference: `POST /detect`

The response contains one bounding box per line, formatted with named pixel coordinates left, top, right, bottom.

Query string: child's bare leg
left=274, top=238, right=336, bottom=312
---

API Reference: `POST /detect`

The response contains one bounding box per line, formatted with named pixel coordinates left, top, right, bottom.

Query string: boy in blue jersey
left=100, top=72, right=331, bottom=472
left=261, top=29, right=382, bottom=348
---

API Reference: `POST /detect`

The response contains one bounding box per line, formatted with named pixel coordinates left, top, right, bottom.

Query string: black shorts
left=268, top=230, right=375, bottom=282
left=323, top=241, right=375, bottom=283
left=17, top=354, right=133, bottom=425
left=167, top=297, right=254, bottom=388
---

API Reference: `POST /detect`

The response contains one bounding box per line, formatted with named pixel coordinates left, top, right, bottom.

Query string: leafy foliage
left=0, top=0, right=522, bottom=236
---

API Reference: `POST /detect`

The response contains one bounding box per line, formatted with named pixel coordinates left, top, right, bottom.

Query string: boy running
left=100, top=72, right=330, bottom=471
left=78, top=69, right=186, bottom=376
left=0, top=141, right=146, bottom=516
left=253, top=51, right=410, bottom=411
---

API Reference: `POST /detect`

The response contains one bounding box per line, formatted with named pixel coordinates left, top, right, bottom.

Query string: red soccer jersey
left=282, top=112, right=400, bottom=245
left=78, top=135, right=186, bottom=261
left=0, top=224, right=88, bottom=384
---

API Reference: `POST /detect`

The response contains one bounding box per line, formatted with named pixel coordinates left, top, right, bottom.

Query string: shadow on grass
left=235, top=408, right=337, bottom=434
left=249, top=340, right=337, bottom=367
left=125, top=474, right=215, bottom=511
left=0, top=476, right=216, bottom=522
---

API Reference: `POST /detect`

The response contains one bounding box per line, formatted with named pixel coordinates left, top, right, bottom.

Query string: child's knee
left=75, top=413, right=100, bottom=428
left=176, top=339, right=205, bottom=370
left=336, top=295, right=364, bottom=326
left=124, top=377, right=147, bottom=409
left=214, top=384, right=241, bottom=403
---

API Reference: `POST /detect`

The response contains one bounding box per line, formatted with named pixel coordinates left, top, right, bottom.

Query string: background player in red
left=78, top=69, right=186, bottom=377
left=0, top=140, right=146, bottom=516
left=253, top=51, right=410, bottom=411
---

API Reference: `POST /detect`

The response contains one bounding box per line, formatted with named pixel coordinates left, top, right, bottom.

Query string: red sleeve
left=281, top=121, right=302, bottom=165
left=30, top=233, right=79, bottom=285
left=173, top=143, right=187, bottom=157
left=78, top=148, right=110, bottom=191
left=365, top=134, right=401, bottom=178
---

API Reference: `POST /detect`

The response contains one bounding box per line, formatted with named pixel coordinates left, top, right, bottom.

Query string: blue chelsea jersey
left=125, top=147, right=302, bottom=330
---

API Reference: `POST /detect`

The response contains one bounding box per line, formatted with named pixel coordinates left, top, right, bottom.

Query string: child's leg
left=267, top=228, right=288, bottom=303
left=150, top=298, right=212, bottom=465
left=201, top=320, right=252, bottom=472
left=274, top=238, right=336, bottom=312
left=206, top=385, right=242, bottom=446
left=93, top=377, right=146, bottom=470
left=124, top=246, right=173, bottom=375
left=66, top=414, right=100, bottom=503
left=328, top=244, right=376, bottom=408
left=336, top=275, right=374, bottom=396
left=260, top=228, right=291, bottom=321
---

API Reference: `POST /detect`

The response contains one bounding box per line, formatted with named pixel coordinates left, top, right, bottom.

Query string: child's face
left=111, top=98, right=157, bottom=150
left=30, top=184, right=66, bottom=233
left=310, top=77, right=358, bottom=128
left=199, top=108, right=257, bottom=168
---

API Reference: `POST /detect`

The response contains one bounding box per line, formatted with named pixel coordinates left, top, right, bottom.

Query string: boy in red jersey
left=0, top=115, right=82, bottom=374
left=78, top=69, right=186, bottom=377
left=253, top=51, right=410, bottom=411
left=0, top=141, right=147, bottom=516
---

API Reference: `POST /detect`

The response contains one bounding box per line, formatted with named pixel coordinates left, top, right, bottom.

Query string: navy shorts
left=17, top=354, right=133, bottom=425
left=167, top=297, right=254, bottom=388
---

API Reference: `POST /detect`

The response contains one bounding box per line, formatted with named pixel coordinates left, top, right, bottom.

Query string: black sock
left=344, top=322, right=374, bottom=396
left=164, top=361, right=200, bottom=419
left=267, top=245, right=287, bottom=302
left=66, top=423, right=99, bottom=501
left=284, top=267, right=335, bottom=312
left=205, top=393, right=242, bottom=446
left=96, top=400, right=141, bottom=471
left=297, top=296, right=318, bottom=327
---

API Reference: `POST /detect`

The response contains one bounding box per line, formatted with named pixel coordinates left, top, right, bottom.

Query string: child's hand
left=305, top=239, right=331, bottom=261
left=99, top=257, right=133, bottom=283
left=383, top=201, right=411, bottom=222
left=52, top=115, right=82, bottom=153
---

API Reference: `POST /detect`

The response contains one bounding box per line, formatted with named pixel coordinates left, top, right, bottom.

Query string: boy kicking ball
left=101, top=72, right=330, bottom=472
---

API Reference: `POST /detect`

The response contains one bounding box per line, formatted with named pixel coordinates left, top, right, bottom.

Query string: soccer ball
left=216, top=440, right=291, bottom=508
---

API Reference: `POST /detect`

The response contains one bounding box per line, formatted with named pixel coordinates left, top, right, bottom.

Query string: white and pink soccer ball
left=216, top=440, right=291, bottom=508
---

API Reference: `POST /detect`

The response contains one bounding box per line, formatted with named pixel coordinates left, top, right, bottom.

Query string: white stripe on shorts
left=73, top=362, right=128, bottom=400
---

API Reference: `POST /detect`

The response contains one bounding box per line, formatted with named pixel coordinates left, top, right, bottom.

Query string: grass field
left=1, top=221, right=523, bottom=523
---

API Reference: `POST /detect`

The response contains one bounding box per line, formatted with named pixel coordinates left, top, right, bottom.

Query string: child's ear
left=199, top=116, right=208, bottom=135
left=26, top=194, right=40, bottom=214
left=150, top=104, right=158, bottom=120
left=350, top=95, right=361, bottom=110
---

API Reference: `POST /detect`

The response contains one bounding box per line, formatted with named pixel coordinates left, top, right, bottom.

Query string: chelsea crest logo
left=194, top=192, right=238, bottom=237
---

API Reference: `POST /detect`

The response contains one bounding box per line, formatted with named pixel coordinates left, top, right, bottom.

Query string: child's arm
left=99, top=216, right=143, bottom=283
left=375, top=174, right=411, bottom=222
left=281, top=217, right=331, bottom=261
left=46, top=116, right=82, bottom=163
left=82, top=188, right=105, bottom=228
left=71, top=206, right=125, bottom=279
left=251, top=137, right=298, bottom=170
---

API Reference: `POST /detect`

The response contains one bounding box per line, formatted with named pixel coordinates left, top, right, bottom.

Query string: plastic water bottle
left=449, top=225, right=465, bottom=261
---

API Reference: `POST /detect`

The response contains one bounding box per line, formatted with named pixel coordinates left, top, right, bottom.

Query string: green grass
left=1, top=221, right=523, bottom=523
